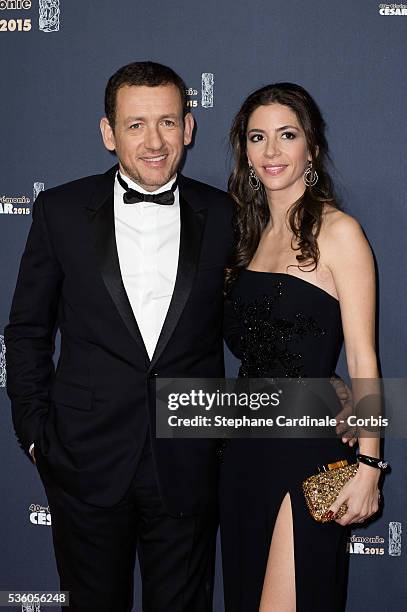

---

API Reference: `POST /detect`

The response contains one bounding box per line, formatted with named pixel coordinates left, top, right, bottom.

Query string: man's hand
left=330, top=376, right=358, bottom=447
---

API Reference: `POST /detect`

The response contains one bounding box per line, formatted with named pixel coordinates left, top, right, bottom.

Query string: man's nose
left=144, top=126, right=164, bottom=150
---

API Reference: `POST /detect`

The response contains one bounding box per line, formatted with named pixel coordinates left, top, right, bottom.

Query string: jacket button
left=149, top=372, right=159, bottom=379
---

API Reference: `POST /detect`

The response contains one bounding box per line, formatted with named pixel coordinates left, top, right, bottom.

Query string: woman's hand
left=330, top=376, right=358, bottom=447
left=323, top=463, right=381, bottom=525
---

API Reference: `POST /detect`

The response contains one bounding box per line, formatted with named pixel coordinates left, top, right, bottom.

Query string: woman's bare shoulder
left=319, top=204, right=371, bottom=269
left=320, top=204, right=363, bottom=240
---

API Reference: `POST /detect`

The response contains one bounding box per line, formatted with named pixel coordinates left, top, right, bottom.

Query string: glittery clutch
left=302, top=459, right=359, bottom=522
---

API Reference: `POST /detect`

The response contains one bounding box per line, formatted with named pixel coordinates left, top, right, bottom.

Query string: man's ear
left=100, top=117, right=116, bottom=152
left=183, top=112, right=195, bottom=146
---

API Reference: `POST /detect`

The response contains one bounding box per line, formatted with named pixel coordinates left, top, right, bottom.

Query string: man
left=5, top=61, right=233, bottom=611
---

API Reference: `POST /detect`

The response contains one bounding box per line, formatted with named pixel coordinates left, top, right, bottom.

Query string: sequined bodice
left=226, top=270, right=343, bottom=378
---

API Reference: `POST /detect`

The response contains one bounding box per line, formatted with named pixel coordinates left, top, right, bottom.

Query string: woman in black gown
left=220, top=84, right=382, bottom=611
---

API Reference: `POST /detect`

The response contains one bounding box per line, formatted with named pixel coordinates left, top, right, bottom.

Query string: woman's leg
left=259, top=492, right=296, bottom=612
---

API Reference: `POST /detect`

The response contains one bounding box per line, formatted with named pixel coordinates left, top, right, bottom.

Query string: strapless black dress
left=220, top=270, right=356, bottom=612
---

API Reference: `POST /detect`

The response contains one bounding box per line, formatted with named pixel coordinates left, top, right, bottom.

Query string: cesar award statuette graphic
left=33, top=182, right=45, bottom=202
left=38, top=0, right=60, bottom=32
left=201, top=73, right=214, bottom=108
left=389, top=521, right=402, bottom=556
left=0, top=335, right=6, bottom=388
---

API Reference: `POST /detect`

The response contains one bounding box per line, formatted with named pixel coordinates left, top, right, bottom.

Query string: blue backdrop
left=1, top=1, right=406, bottom=610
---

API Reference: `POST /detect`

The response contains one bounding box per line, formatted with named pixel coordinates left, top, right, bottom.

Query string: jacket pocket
left=50, top=379, right=92, bottom=411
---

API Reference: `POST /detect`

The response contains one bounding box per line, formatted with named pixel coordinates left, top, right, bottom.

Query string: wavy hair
left=226, top=82, right=338, bottom=292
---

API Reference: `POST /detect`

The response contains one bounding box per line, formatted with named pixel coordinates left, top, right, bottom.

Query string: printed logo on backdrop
left=0, top=0, right=32, bottom=32
left=389, top=520, right=402, bottom=555
left=0, top=194, right=30, bottom=215
left=0, top=1, right=32, bottom=7
left=39, top=0, right=60, bottom=32
left=29, top=503, right=52, bottom=526
left=379, top=3, right=407, bottom=14
left=347, top=521, right=402, bottom=556
left=33, top=181, right=45, bottom=201
left=0, top=335, right=6, bottom=388
left=186, top=73, right=214, bottom=108
left=0, top=182, right=44, bottom=216
left=0, top=0, right=61, bottom=32
left=22, top=605, right=41, bottom=612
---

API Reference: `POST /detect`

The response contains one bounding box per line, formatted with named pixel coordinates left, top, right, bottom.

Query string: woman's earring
left=248, top=165, right=261, bottom=191
left=303, top=161, right=318, bottom=187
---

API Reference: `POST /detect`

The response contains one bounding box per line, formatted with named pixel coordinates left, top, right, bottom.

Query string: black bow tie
left=117, top=173, right=177, bottom=206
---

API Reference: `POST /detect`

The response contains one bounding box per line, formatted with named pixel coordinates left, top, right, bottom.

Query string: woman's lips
left=263, top=165, right=288, bottom=176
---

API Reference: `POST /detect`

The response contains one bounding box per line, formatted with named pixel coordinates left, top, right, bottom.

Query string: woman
left=220, top=83, right=384, bottom=612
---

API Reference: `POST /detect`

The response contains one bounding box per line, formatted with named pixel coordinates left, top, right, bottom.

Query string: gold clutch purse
left=302, top=459, right=359, bottom=522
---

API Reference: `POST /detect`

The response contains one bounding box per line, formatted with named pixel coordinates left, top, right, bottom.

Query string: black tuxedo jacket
left=5, top=165, right=234, bottom=515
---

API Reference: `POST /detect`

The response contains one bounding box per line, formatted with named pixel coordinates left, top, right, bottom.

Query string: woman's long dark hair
left=226, top=82, right=338, bottom=292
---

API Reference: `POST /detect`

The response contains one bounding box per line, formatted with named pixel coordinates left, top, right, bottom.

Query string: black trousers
left=38, top=439, right=218, bottom=612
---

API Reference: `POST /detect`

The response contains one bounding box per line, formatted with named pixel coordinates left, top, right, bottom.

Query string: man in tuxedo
left=5, top=61, right=233, bottom=611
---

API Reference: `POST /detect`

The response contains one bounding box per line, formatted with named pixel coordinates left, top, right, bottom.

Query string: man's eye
left=163, top=120, right=175, bottom=127
left=281, top=131, right=296, bottom=139
left=129, top=123, right=141, bottom=129
left=249, top=134, right=263, bottom=142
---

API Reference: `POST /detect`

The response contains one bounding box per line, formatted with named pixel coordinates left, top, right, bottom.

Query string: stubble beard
left=119, top=159, right=178, bottom=192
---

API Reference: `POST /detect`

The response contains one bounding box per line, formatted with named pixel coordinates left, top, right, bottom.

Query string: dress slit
left=260, top=490, right=296, bottom=612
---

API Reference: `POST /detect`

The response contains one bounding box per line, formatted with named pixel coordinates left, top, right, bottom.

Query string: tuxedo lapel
left=86, top=167, right=207, bottom=371
left=149, top=193, right=207, bottom=371
left=86, top=167, right=150, bottom=365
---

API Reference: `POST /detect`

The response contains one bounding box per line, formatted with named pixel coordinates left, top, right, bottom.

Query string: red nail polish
left=323, top=510, right=335, bottom=520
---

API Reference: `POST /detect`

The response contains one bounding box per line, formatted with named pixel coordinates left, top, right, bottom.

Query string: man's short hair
left=105, top=61, right=188, bottom=128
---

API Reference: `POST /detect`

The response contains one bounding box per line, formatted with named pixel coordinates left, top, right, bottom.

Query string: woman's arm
left=320, top=211, right=381, bottom=524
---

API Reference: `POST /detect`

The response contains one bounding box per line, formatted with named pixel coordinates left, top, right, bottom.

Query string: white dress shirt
left=114, top=172, right=180, bottom=359
left=29, top=172, right=180, bottom=457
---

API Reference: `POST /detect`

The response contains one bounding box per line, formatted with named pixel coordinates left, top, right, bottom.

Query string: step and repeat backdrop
left=1, top=1, right=406, bottom=610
